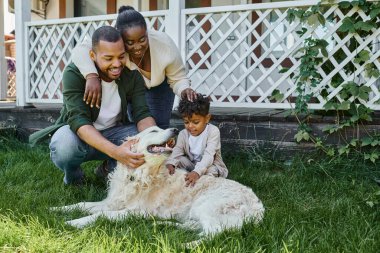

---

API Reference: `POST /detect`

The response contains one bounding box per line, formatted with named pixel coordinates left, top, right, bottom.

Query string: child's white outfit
left=166, top=123, right=228, bottom=178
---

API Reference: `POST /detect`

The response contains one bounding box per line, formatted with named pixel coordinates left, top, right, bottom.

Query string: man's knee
left=49, top=126, right=87, bottom=168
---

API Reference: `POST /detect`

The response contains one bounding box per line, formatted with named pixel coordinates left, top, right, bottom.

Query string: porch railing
left=23, top=0, right=380, bottom=110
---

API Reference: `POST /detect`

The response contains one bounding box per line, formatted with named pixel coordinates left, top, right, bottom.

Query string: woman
left=71, top=6, right=197, bottom=129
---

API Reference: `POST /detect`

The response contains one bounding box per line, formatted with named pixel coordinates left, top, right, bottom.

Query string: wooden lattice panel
left=26, top=13, right=166, bottom=103
left=5, top=57, right=16, bottom=98
left=183, top=1, right=380, bottom=110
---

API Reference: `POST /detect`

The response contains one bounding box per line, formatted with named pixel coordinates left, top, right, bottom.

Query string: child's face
left=183, top=113, right=211, bottom=136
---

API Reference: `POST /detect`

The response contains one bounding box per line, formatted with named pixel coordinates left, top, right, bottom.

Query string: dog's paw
left=49, top=206, right=60, bottom=212
left=65, top=219, right=87, bottom=229
left=49, top=205, right=75, bottom=212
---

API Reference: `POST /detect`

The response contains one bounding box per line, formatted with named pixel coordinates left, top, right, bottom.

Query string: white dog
left=54, top=126, right=265, bottom=235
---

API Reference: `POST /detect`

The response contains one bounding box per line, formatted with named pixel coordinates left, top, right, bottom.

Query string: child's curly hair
left=178, top=94, right=210, bottom=118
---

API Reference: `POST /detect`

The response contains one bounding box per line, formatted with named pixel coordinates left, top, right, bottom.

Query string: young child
left=166, top=94, right=228, bottom=186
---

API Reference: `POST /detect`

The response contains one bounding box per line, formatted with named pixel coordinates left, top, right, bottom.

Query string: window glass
left=79, top=0, right=107, bottom=16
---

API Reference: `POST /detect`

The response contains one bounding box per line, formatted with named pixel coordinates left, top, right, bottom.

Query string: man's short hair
left=178, top=94, right=210, bottom=118
left=92, top=26, right=122, bottom=51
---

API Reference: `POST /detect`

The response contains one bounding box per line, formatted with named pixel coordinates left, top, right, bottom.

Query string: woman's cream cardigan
left=71, top=29, right=190, bottom=97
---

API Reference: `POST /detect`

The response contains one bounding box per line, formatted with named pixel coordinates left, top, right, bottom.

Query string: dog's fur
left=54, top=126, right=265, bottom=235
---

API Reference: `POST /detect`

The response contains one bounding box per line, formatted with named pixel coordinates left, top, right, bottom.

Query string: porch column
left=166, top=0, right=185, bottom=109
left=0, top=0, right=7, bottom=100
left=165, top=0, right=185, bottom=49
left=15, top=0, right=31, bottom=107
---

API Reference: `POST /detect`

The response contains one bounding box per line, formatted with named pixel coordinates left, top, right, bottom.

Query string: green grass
left=0, top=133, right=379, bottom=252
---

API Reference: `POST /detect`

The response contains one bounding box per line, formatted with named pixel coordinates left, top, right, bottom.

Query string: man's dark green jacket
left=29, top=63, right=151, bottom=146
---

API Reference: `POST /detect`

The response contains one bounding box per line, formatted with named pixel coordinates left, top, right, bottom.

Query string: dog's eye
left=150, top=130, right=158, bottom=133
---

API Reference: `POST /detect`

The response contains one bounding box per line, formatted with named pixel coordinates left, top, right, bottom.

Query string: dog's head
left=130, top=126, right=178, bottom=162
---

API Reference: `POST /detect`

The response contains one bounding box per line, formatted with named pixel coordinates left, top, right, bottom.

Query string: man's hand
left=77, top=126, right=145, bottom=169
left=113, top=139, right=145, bottom=168
left=166, top=164, right=175, bottom=175
left=84, top=73, right=102, bottom=108
left=185, top=171, right=200, bottom=187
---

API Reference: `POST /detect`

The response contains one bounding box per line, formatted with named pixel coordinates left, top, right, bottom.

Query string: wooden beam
left=59, top=0, right=66, bottom=18
left=149, top=0, right=158, bottom=11
left=107, top=0, right=116, bottom=14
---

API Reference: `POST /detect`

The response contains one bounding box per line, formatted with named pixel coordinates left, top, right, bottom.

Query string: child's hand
left=185, top=171, right=200, bottom=187
left=166, top=164, right=175, bottom=175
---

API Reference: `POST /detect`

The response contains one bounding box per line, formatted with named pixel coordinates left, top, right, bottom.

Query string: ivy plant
left=285, top=0, right=380, bottom=162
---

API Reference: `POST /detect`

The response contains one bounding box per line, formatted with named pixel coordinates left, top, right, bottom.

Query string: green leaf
left=287, top=11, right=296, bottom=24
left=350, top=115, right=359, bottom=122
left=294, top=131, right=303, bottom=142
left=307, top=14, right=319, bottom=27
left=353, top=50, right=370, bottom=64
left=371, top=139, right=379, bottom=147
left=365, top=152, right=380, bottom=163
left=338, top=146, right=349, bottom=155
left=323, top=125, right=337, bottom=133
left=324, top=101, right=337, bottom=110
left=279, top=67, right=289, bottom=73
left=365, top=64, right=380, bottom=78
left=317, top=13, right=326, bottom=26
left=369, top=8, right=380, bottom=19
left=338, top=1, right=351, bottom=9
left=338, top=101, right=351, bottom=110
left=321, top=48, right=328, bottom=57
left=358, top=86, right=371, bottom=101
left=302, top=131, right=310, bottom=141
left=366, top=201, right=374, bottom=208
left=296, top=27, right=308, bottom=36
left=327, top=148, right=335, bottom=156
left=270, top=89, right=285, bottom=102
left=352, top=0, right=360, bottom=7
left=361, top=136, right=372, bottom=146
left=294, top=130, right=309, bottom=142
left=339, top=17, right=356, bottom=33
left=354, top=21, right=376, bottom=32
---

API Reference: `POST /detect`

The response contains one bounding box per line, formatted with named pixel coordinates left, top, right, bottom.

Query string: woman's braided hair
left=115, top=6, right=147, bottom=32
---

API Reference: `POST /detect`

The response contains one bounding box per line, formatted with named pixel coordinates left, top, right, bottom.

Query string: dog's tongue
left=151, top=144, right=173, bottom=153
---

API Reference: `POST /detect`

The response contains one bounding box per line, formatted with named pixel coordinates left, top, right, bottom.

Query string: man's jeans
left=145, top=79, right=175, bottom=129
left=49, top=124, right=137, bottom=184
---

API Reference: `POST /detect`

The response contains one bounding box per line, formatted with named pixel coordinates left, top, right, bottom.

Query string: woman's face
left=122, top=26, right=149, bottom=59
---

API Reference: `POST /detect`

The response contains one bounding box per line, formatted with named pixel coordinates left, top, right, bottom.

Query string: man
left=29, top=26, right=156, bottom=185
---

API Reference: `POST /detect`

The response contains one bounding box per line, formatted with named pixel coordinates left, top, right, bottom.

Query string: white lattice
left=183, top=1, right=380, bottom=110
left=26, top=12, right=166, bottom=103
left=24, top=1, right=380, bottom=110
left=5, top=57, right=16, bottom=98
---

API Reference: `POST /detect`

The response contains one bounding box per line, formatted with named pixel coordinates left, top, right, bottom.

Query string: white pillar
left=165, top=0, right=185, bottom=49
left=166, top=0, right=185, bottom=109
left=0, top=0, right=7, bottom=100
left=15, top=0, right=31, bottom=107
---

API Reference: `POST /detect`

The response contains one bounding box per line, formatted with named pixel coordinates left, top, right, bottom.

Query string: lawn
left=0, top=132, right=379, bottom=252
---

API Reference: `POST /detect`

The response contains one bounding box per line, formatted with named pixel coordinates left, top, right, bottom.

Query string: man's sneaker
left=94, top=160, right=110, bottom=178
left=63, top=168, right=86, bottom=186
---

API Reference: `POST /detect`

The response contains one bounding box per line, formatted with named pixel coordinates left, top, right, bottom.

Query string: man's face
left=90, top=38, right=126, bottom=82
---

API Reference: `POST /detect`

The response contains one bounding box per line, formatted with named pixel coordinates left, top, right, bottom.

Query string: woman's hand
left=84, top=74, right=102, bottom=108
left=181, top=88, right=197, bottom=102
